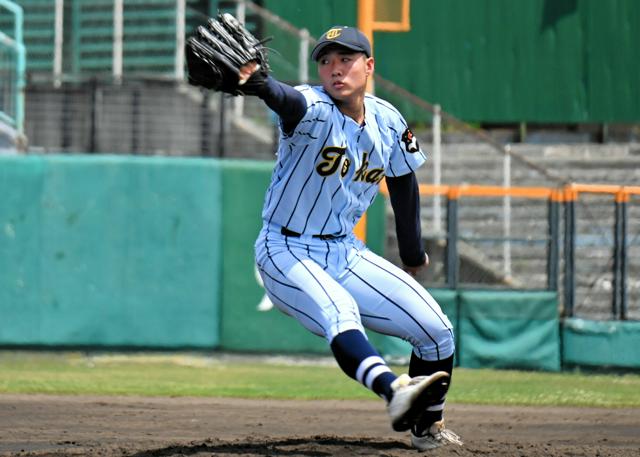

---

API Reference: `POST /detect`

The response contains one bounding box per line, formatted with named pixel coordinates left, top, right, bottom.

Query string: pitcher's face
left=317, top=49, right=374, bottom=102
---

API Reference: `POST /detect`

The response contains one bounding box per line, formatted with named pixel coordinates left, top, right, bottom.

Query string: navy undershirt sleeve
left=256, top=76, right=307, bottom=135
left=386, top=172, right=426, bottom=267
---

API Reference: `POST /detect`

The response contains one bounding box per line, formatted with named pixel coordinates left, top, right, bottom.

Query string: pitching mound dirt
left=1, top=394, right=638, bottom=456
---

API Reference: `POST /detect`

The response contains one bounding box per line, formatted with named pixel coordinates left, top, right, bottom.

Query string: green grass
left=1, top=351, right=639, bottom=408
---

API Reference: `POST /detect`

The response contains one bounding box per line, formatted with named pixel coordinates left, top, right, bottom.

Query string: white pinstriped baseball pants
left=255, top=225, right=455, bottom=361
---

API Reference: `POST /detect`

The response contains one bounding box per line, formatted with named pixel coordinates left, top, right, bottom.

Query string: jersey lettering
left=341, top=158, right=351, bottom=177
left=316, top=146, right=347, bottom=176
left=353, top=152, right=385, bottom=184
left=364, top=168, right=385, bottom=183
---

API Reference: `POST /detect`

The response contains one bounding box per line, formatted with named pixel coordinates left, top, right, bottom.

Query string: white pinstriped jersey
left=261, top=85, right=426, bottom=236
left=254, top=83, right=454, bottom=362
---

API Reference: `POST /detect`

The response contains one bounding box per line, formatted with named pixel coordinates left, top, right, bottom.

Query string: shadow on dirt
left=128, top=435, right=412, bottom=456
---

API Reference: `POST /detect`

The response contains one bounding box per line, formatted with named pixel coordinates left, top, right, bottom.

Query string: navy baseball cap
left=311, top=26, right=372, bottom=61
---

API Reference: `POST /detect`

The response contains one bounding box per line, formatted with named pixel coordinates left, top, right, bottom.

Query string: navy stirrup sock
left=409, top=352, right=454, bottom=430
left=330, top=329, right=397, bottom=401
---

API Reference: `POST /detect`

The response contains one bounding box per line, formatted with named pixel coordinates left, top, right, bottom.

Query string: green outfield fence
left=0, top=0, right=25, bottom=135
left=0, top=154, right=223, bottom=348
left=2, top=155, right=640, bottom=370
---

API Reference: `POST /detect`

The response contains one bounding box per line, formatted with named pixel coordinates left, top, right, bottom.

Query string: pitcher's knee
left=413, top=327, right=455, bottom=361
left=325, top=310, right=365, bottom=342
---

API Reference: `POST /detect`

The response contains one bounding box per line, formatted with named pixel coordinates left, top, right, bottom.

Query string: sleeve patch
left=401, top=128, right=420, bottom=153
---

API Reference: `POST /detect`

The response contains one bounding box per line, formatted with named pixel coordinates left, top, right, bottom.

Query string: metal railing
left=563, top=185, right=640, bottom=320
left=0, top=0, right=25, bottom=135
left=380, top=182, right=640, bottom=321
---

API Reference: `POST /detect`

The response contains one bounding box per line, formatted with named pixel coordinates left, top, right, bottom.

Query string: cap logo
left=325, top=28, right=342, bottom=40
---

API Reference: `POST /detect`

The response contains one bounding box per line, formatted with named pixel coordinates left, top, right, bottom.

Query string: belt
left=281, top=227, right=346, bottom=241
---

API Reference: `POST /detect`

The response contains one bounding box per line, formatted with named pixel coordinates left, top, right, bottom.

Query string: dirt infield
left=1, top=394, right=638, bottom=456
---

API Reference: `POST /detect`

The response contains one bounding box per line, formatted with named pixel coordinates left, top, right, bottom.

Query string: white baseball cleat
left=411, top=419, right=463, bottom=450
left=387, top=372, right=450, bottom=432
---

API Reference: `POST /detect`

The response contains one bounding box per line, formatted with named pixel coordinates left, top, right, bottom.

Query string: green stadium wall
left=1, top=155, right=638, bottom=371
left=458, top=290, right=561, bottom=371
left=562, top=318, right=640, bottom=369
left=0, top=154, right=222, bottom=348
left=263, top=0, right=640, bottom=123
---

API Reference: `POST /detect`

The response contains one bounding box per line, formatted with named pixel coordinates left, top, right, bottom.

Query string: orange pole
left=358, top=0, right=375, bottom=42
left=418, top=183, right=450, bottom=196
left=623, top=186, right=640, bottom=195
left=564, top=185, right=578, bottom=202
left=456, top=185, right=552, bottom=199
left=615, top=189, right=630, bottom=204
left=383, top=182, right=640, bottom=201
left=448, top=186, right=462, bottom=200
left=551, top=188, right=564, bottom=202
left=353, top=0, right=376, bottom=242
left=353, top=213, right=368, bottom=241
left=358, top=0, right=375, bottom=94
left=570, top=183, right=623, bottom=195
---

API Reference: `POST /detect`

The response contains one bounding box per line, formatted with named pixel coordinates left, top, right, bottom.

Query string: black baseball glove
left=185, top=13, right=270, bottom=95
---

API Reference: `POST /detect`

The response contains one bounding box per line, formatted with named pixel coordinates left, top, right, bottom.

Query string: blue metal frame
left=445, top=195, right=459, bottom=289
left=563, top=197, right=576, bottom=317
left=547, top=197, right=560, bottom=291
left=613, top=198, right=628, bottom=320
left=0, top=0, right=25, bottom=134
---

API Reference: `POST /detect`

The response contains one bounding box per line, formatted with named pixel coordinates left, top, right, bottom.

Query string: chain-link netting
left=627, top=194, right=640, bottom=320
left=572, top=193, right=617, bottom=320
left=24, top=78, right=276, bottom=159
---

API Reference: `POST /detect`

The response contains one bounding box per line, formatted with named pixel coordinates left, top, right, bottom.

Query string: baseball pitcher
left=185, top=15, right=462, bottom=450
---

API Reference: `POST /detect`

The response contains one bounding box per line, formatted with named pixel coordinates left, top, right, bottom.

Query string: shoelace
left=435, top=428, right=463, bottom=445
left=413, top=424, right=462, bottom=444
